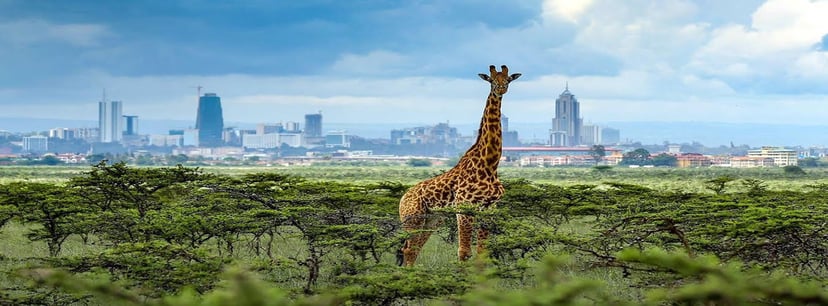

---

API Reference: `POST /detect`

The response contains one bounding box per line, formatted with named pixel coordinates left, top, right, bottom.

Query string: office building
left=747, top=146, right=798, bottom=166
left=195, top=93, right=224, bottom=147
left=550, top=85, right=582, bottom=146
left=285, top=121, right=301, bottom=132
left=149, top=135, right=184, bottom=147
left=23, top=135, right=48, bottom=153
left=256, top=123, right=283, bottom=135
left=304, top=112, right=322, bottom=137
left=99, top=100, right=123, bottom=143
left=49, top=128, right=75, bottom=139
left=325, top=130, right=350, bottom=148
left=243, top=132, right=303, bottom=149
left=123, top=115, right=139, bottom=136
left=73, top=127, right=99, bottom=142
left=391, top=123, right=460, bottom=145
left=581, top=124, right=601, bottom=146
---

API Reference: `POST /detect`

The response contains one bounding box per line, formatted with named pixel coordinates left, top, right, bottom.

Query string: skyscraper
left=304, top=112, right=322, bottom=138
left=99, top=100, right=123, bottom=143
left=123, top=115, right=139, bottom=136
left=196, top=93, right=224, bottom=147
left=550, top=85, right=582, bottom=147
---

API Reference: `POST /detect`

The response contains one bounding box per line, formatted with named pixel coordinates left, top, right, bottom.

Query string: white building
left=581, top=124, right=601, bottom=146
left=149, top=135, right=184, bottom=147
left=49, top=127, right=75, bottom=139
left=243, top=133, right=303, bottom=149
left=325, top=130, right=350, bottom=148
left=747, top=146, right=798, bottom=166
left=23, top=135, right=48, bottom=153
left=99, top=100, right=123, bottom=143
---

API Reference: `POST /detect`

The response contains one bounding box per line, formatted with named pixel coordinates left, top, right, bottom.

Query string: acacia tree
left=68, top=161, right=207, bottom=244
left=620, top=148, right=651, bottom=166
left=588, top=145, right=606, bottom=165
left=1, top=182, right=91, bottom=256
left=0, top=187, right=19, bottom=233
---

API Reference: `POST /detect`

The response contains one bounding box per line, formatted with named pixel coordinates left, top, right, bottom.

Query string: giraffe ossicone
left=397, top=65, right=521, bottom=266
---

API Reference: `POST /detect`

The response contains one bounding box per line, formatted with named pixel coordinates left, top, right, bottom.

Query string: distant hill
left=3, top=117, right=827, bottom=147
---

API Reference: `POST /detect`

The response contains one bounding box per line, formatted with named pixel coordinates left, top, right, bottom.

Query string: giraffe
left=398, top=65, right=521, bottom=266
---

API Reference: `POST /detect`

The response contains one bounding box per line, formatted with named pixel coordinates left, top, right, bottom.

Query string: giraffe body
left=399, top=65, right=521, bottom=266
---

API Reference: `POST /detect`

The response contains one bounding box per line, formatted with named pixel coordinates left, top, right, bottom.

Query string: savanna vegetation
left=0, top=163, right=827, bottom=305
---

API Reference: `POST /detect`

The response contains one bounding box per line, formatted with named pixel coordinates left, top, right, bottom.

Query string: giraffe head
left=478, top=65, right=521, bottom=97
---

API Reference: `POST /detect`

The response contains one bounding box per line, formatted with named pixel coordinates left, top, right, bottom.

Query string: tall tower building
left=99, top=100, right=123, bottom=143
left=304, top=112, right=322, bottom=138
left=123, top=115, right=139, bottom=136
left=550, top=84, right=582, bottom=147
left=196, top=93, right=224, bottom=147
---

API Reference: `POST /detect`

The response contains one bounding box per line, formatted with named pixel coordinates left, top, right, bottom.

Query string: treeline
left=0, top=162, right=826, bottom=305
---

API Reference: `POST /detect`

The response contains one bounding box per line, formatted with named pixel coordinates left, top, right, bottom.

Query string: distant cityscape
left=1, top=86, right=826, bottom=168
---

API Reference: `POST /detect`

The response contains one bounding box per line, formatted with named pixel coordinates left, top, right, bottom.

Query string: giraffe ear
left=478, top=74, right=492, bottom=82
left=509, top=73, right=522, bottom=81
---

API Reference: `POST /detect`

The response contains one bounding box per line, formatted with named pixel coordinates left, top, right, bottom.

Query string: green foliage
left=588, top=145, right=606, bottom=164
left=783, top=165, right=806, bottom=175
left=592, top=165, right=613, bottom=172
left=741, top=178, right=767, bottom=196
left=651, top=153, right=677, bottom=167
left=798, top=157, right=820, bottom=167
left=704, top=175, right=735, bottom=194
left=406, top=158, right=432, bottom=167
left=2, top=164, right=828, bottom=305
left=168, top=154, right=190, bottom=165
left=0, top=182, right=91, bottom=256
left=618, top=248, right=828, bottom=305
left=619, top=148, right=651, bottom=166
left=339, top=265, right=471, bottom=304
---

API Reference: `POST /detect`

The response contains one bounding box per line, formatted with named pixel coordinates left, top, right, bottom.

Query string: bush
left=406, top=159, right=432, bottom=167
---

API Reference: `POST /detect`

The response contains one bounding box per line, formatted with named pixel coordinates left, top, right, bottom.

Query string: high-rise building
left=195, top=93, right=224, bottom=147
left=304, top=112, right=322, bottom=138
left=23, top=135, right=48, bottom=153
left=99, top=100, right=123, bottom=143
left=73, top=127, right=99, bottom=142
left=502, top=114, right=520, bottom=146
left=284, top=122, right=301, bottom=132
left=123, top=115, right=139, bottom=136
left=256, top=123, right=283, bottom=135
left=581, top=124, right=601, bottom=146
left=49, top=127, right=75, bottom=139
left=550, top=85, right=582, bottom=147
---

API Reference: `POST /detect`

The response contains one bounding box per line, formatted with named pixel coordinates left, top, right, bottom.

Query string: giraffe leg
left=399, top=213, right=442, bottom=266
left=456, top=214, right=474, bottom=261
left=476, top=227, right=489, bottom=257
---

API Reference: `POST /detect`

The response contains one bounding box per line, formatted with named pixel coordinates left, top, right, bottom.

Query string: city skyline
left=1, top=1, right=828, bottom=127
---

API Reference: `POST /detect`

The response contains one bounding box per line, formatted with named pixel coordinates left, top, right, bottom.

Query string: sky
left=2, top=0, right=828, bottom=128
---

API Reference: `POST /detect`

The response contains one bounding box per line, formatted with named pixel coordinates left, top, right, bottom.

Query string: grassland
left=3, top=164, right=827, bottom=191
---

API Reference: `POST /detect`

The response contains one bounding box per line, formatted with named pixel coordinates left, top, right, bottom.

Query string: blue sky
left=2, top=0, right=828, bottom=127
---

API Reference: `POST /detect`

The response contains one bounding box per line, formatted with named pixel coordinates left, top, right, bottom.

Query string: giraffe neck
left=459, top=91, right=502, bottom=171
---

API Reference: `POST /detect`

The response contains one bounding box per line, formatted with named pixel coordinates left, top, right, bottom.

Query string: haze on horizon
left=2, top=0, right=828, bottom=127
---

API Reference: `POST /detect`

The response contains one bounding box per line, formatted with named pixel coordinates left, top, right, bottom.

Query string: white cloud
left=542, top=0, right=594, bottom=23
left=329, top=50, right=417, bottom=76
left=0, top=19, right=111, bottom=47
left=689, top=0, right=828, bottom=79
